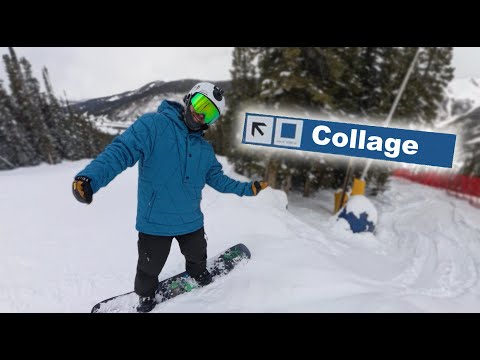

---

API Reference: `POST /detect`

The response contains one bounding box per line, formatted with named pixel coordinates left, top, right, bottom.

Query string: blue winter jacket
left=76, top=100, right=254, bottom=236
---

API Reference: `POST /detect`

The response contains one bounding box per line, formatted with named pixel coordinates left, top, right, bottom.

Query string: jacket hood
left=157, top=100, right=205, bottom=136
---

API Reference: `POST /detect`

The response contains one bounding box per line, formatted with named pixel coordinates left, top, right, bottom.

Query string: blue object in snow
left=337, top=195, right=377, bottom=233
left=338, top=209, right=376, bottom=233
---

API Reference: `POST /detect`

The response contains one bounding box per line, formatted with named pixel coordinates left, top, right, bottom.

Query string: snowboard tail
left=91, top=243, right=251, bottom=313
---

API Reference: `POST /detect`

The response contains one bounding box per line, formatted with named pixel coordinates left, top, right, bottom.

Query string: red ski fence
left=392, top=169, right=480, bottom=198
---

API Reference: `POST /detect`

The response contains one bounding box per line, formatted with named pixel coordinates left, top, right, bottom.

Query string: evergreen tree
left=394, top=47, right=454, bottom=123
left=41, top=67, right=72, bottom=159
left=1, top=47, right=114, bottom=170
left=257, top=47, right=341, bottom=111
left=353, top=47, right=383, bottom=116
left=463, top=144, right=480, bottom=176
left=206, top=47, right=260, bottom=157
left=19, top=57, right=60, bottom=164
left=0, top=80, right=36, bottom=168
left=328, top=47, right=363, bottom=115
left=255, top=47, right=348, bottom=194
left=332, top=47, right=403, bottom=117
left=331, top=47, right=454, bottom=123
left=456, top=108, right=480, bottom=176
left=222, top=48, right=265, bottom=180
left=3, top=48, right=58, bottom=164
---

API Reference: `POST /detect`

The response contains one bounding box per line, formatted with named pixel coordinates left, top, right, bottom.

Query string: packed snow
left=1, top=157, right=480, bottom=312
left=337, top=194, right=378, bottom=224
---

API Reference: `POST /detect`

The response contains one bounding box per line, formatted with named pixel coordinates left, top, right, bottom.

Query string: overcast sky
left=0, top=47, right=479, bottom=101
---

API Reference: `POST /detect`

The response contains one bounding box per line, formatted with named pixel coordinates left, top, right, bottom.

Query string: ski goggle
left=190, top=93, right=220, bottom=124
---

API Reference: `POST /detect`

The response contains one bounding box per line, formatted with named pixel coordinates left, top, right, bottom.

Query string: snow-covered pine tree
left=41, top=67, right=77, bottom=159
left=256, top=47, right=345, bottom=194
left=3, top=48, right=59, bottom=165
left=454, top=107, right=480, bottom=176
left=0, top=80, right=37, bottom=169
left=222, top=48, right=267, bottom=181
left=393, top=47, right=454, bottom=123
left=1, top=47, right=114, bottom=170
left=20, top=57, right=61, bottom=164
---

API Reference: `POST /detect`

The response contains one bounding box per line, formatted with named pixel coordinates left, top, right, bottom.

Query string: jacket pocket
left=190, top=184, right=203, bottom=200
left=182, top=179, right=203, bottom=200
left=145, top=191, right=157, bottom=221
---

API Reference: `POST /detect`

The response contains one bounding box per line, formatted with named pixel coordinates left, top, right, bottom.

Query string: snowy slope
left=437, top=77, right=480, bottom=127
left=1, top=158, right=480, bottom=312
left=446, top=77, right=480, bottom=114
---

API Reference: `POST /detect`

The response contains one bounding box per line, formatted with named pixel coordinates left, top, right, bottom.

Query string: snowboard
left=91, top=243, right=251, bottom=313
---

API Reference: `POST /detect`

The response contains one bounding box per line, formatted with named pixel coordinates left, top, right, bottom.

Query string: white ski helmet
left=184, top=82, right=226, bottom=118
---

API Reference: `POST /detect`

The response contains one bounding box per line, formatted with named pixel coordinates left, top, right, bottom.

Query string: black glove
left=252, top=181, right=268, bottom=196
left=72, top=176, right=93, bottom=204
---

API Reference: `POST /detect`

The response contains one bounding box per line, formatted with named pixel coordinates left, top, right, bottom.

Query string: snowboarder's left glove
left=252, top=181, right=268, bottom=196
left=73, top=176, right=93, bottom=204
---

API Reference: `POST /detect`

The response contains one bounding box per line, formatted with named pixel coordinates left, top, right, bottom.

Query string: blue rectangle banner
left=242, top=113, right=457, bottom=168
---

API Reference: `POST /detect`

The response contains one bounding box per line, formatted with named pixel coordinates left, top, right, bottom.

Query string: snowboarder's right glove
left=73, top=176, right=93, bottom=204
left=252, top=181, right=268, bottom=196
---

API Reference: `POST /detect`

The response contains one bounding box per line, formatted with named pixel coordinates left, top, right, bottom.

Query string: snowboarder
left=72, top=82, right=268, bottom=312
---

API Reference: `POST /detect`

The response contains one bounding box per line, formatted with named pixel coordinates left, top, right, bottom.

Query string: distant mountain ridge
left=71, top=79, right=231, bottom=134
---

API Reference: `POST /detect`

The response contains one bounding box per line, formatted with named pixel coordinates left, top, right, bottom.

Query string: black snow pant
left=134, top=227, right=208, bottom=298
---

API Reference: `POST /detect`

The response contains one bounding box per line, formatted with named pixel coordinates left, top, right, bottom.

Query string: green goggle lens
left=190, top=93, right=220, bottom=124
